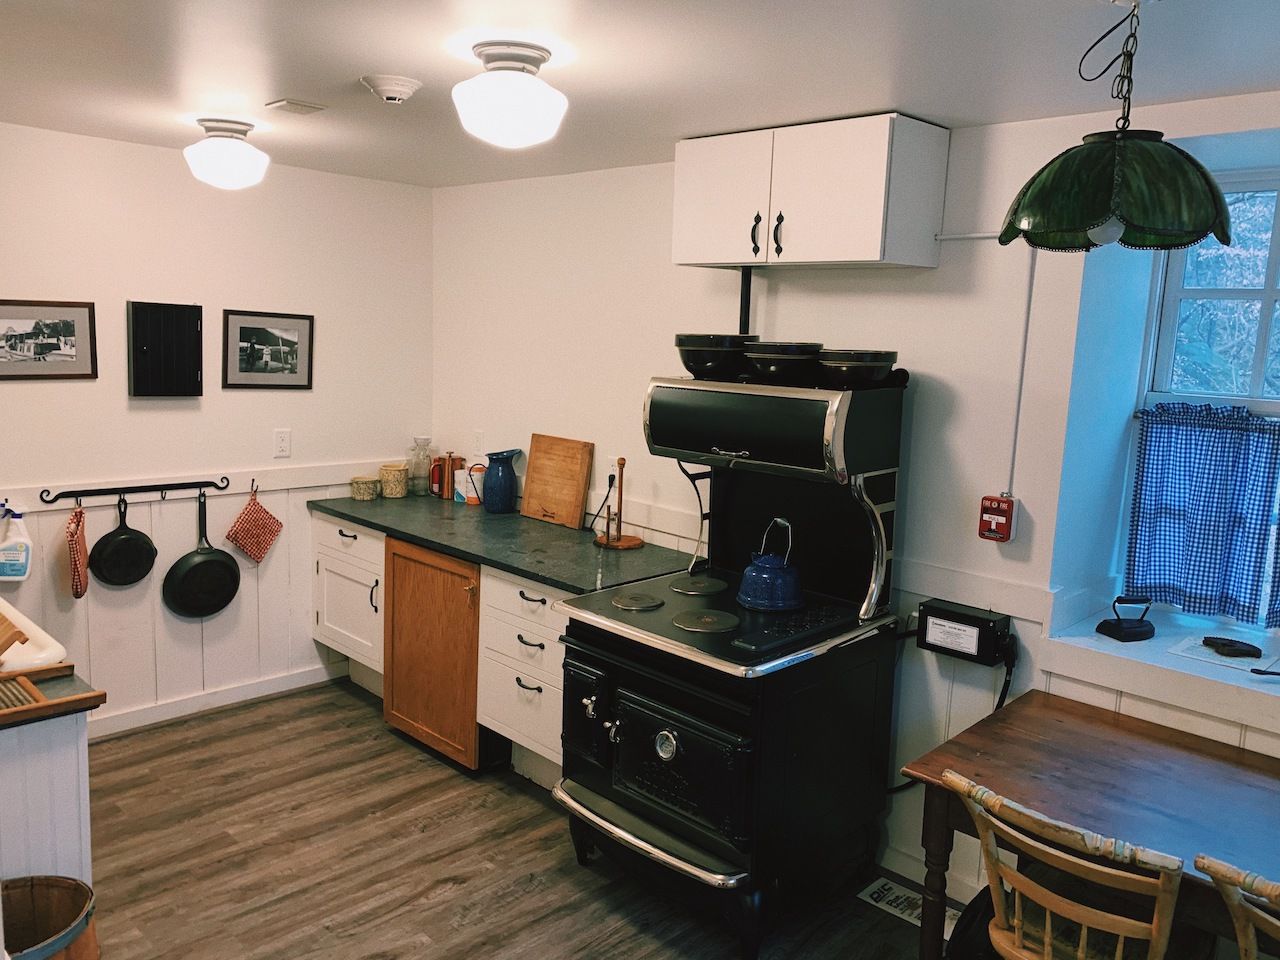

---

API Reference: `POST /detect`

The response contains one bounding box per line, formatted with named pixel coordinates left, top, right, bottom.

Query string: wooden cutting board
left=521, top=434, right=594, bottom=529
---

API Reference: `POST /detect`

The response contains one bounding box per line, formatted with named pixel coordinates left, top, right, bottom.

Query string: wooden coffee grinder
left=594, top=457, right=644, bottom=550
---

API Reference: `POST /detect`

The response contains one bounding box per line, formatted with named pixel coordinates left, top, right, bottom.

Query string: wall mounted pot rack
left=39, top=476, right=231, bottom=506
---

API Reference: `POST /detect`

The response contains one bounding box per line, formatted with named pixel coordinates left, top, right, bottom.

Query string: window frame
left=1147, top=169, right=1280, bottom=417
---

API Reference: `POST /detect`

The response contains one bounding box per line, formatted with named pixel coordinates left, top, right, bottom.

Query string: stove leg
left=734, top=888, right=764, bottom=960
left=568, top=814, right=595, bottom=866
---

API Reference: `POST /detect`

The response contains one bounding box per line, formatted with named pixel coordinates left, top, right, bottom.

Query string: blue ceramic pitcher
left=482, top=449, right=521, bottom=514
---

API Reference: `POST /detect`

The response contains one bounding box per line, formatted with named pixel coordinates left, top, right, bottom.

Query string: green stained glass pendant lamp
left=1000, top=3, right=1230, bottom=252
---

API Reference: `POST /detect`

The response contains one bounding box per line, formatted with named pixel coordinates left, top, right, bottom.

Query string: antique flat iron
left=1096, top=595, right=1155, bottom=643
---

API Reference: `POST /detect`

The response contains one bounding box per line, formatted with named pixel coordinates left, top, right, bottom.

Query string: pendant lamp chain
left=1078, top=4, right=1140, bottom=131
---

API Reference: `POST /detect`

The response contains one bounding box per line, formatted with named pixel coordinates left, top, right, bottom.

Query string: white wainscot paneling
left=1119, top=692, right=1244, bottom=745
left=0, top=712, right=91, bottom=883
left=1045, top=673, right=1120, bottom=711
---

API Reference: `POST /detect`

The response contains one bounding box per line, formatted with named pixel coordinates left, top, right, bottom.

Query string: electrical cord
left=587, top=474, right=616, bottom=530
left=886, top=630, right=1020, bottom=796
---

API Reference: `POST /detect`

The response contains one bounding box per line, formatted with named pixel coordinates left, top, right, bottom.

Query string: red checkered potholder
left=226, top=491, right=283, bottom=564
left=66, top=507, right=89, bottom=599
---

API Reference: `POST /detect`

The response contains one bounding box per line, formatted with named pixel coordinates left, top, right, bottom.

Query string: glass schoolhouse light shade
left=451, top=42, right=568, bottom=150
left=999, top=129, right=1232, bottom=252
left=183, top=119, right=270, bottom=190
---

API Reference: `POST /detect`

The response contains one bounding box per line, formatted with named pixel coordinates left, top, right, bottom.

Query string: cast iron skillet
left=88, top=495, right=157, bottom=586
left=162, top=491, right=240, bottom=617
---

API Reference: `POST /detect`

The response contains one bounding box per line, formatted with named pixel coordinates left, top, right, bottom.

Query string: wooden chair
left=1194, top=854, right=1280, bottom=960
left=941, top=769, right=1211, bottom=960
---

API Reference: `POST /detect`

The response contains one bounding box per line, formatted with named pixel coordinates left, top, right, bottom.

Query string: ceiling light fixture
left=1000, top=2, right=1230, bottom=252
left=451, top=41, right=568, bottom=149
left=183, top=119, right=270, bottom=190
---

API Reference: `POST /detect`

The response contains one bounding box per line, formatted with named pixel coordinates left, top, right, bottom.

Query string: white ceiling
left=2, top=0, right=1278, bottom=188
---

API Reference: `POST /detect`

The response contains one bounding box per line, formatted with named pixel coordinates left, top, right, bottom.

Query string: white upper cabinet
left=671, top=113, right=950, bottom=268
left=671, top=128, right=774, bottom=267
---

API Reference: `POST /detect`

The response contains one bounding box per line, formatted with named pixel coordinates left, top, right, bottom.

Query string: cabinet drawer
left=311, top=513, right=385, bottom=568
left=480, top=567, right=570, bottom=632
left=480, top=610, right=564, bottom=684
left=478, top=653, right=563, bottom=760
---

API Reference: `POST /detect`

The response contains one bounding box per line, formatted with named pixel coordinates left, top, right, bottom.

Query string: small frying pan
left=162, top=491, right=240, bottom=618
left=89, top=495, right=157, bottom=586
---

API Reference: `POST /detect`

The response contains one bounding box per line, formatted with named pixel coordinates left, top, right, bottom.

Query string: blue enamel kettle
left=481, top=449, right=521, bottom=514
left=736, top=518, right=803, bottom=611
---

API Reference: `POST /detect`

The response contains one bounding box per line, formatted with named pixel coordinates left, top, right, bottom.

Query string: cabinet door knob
left=750, top=211, right=762, bottom=256
left=517, top=633, right=546, bottom=650
left=464, top=581, right=477, bottom=601
left=369, top=578, right=379, bottom=614
left=581, top=695, right=597, bottom=719
left=773, top=211, right=784, bottom=256
left=515, top=676, right=543, bottom=693
left=518, top=589, right=547, bottom=605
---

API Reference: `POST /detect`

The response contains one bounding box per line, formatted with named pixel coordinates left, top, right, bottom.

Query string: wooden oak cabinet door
left=384, top=539, right=480, bottom=768
left=671, top=128, right=774, bottom=266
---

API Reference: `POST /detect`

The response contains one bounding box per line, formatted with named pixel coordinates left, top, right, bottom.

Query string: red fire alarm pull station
left=979, top=494, right=1018, bottom=542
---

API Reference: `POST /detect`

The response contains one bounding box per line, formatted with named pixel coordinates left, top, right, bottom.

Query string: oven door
left=611, top=689, right=752, bottom=850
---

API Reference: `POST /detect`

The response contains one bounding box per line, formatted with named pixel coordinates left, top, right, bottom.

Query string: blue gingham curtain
left=1126, top=403, right=1280, bottom=624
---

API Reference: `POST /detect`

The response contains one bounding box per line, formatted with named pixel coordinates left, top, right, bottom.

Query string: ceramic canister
left=351, top=476, right=381, bottom=501
left=380, top=463, right=408, bottom=498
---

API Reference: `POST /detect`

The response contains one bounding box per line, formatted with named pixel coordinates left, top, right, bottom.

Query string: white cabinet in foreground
left=476, top=567, right=569, bottom=764
left=311, top=514, right=384, bottom=671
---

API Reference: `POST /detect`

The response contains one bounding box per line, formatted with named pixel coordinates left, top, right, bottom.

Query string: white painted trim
left=3, top=460, right=393, bottom=515
left=1048, top=575, right=1120, bottom=634
left=879, top=845, right=983, bottom=908
left=895, top=557, right=1052, bottom=624
left=87, top=663, right=347, bottom=740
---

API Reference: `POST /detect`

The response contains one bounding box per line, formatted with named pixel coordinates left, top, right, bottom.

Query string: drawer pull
left=517, top=634, right=546, bottom=650
left=369, top=578, right=379, bottom=614
left=518, top=589, right=547, bottom=605
left=337, top=529, right=358, bottom=540
left=515, top=676, right=543, bottom=693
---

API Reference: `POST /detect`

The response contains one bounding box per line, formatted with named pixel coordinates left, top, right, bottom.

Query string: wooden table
left=901, top=690, right=1280, bottom=960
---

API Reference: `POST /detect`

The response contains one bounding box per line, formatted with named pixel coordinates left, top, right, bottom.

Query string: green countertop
left=308, top=496, right=691, bottom=595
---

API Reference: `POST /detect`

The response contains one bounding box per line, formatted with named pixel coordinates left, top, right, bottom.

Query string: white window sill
left=1045, top=604, right=1280, bottom=738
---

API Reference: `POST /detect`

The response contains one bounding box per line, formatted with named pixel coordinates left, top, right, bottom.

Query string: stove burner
left=672, top=609, right=741, bottom=634
left=669, top=575, right=729, bottom=596
left=611, top=591, right=665, bottom=612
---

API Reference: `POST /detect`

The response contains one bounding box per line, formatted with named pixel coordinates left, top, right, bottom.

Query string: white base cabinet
left=672, top=113, right=950, bottom=268
left=311, top=515, right=384, bottom=671
left=476, top=567, right=569, bottom=764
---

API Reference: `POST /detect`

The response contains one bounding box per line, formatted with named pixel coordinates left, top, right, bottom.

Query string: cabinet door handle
left=750, top=211, right=762, bottom=255
left=773, top=211, right=784, bottom=256
left=465, top=581, right=477, bottom=603
left=369, top=578, right=379, bottom=614
left=338, top=529, right=358, bottom=540
left=517, top=634, right=546, bottom=650
left=515, top=676, right=543, bottom=693
left=518, top=590, right=547, bottom=605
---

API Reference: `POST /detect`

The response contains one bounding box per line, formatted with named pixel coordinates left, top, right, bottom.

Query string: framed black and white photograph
left=222, top=309, right=314, bottom=389
left=0, top=300, right=97, bottom=381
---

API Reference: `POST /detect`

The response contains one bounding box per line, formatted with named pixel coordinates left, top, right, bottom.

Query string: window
left=1149, top=175, right=1280, bottom=415
left=1132, top=173, right=1280, bottom=627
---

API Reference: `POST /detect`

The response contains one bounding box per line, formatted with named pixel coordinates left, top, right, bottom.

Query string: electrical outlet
left=273, top=428, right=292, bottom=459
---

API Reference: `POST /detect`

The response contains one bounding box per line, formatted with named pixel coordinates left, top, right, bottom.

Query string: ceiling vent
left=360, top=75, right=423, bottom=104
left=265, top=98, right=326, bottom=115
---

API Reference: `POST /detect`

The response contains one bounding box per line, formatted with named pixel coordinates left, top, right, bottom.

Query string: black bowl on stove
left=675, top=333, right=760, bottom=381
left=743, top=341, right=823, bottom=387
left=818, top=349, right=898, bottom=390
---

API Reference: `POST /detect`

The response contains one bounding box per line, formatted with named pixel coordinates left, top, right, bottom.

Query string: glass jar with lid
left=408, top=436, right=433, bottom=496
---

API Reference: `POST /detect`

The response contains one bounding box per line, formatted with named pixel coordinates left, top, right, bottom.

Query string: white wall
left=430, top=89, right=1280, bottom=901
left=0, top=122, right=433, bottom=732
left=0, top=121, right=433, bottom=486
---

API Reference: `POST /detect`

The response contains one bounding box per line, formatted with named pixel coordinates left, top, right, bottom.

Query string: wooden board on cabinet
left=383, top=538, right=482, bottom=768
left=519, top=434, right=594, bottom=530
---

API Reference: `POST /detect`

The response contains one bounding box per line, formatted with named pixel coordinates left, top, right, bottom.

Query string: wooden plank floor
left=89, top=681, right=919, bottom=959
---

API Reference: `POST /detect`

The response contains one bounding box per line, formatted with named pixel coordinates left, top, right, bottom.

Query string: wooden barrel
left=2, top=876, right=99, bottom=960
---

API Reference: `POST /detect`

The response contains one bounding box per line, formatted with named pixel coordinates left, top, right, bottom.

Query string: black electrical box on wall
left=128, top=301, right=202, bottom=397
left=917, top=598, right=1012, bottom=666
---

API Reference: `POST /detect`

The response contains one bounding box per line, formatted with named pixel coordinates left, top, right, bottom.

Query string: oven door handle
left=551, top=780, right=748, bottom=890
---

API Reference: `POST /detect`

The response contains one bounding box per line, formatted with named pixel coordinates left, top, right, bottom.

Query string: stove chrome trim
left=643, top=377, right=850, bottom=484
left=551, top=779, right=748, bottom=889
left=852, top=472, right=889, bottom=620
left=554, top=601, right=894, bottom=678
